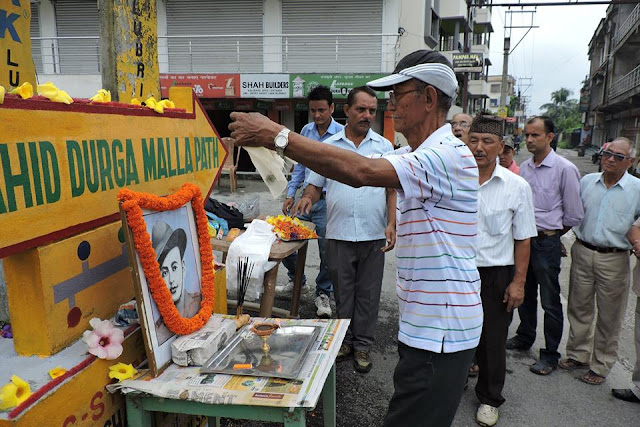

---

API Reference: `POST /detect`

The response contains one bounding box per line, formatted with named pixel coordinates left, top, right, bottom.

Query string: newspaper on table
left=171, top=315, right=238, bottom=367
left=108, top=318, right=348, bottom=409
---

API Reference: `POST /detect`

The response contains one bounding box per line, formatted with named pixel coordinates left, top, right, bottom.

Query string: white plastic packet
left=226, top=219, right=277, bottom=301
left=243, top=146, right=291, bottom=198
left=171, top=315, right=237, bottom=366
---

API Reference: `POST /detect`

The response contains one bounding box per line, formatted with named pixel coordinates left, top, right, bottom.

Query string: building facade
left=26, top=0, right=494, bottom=159
left=585, top=1, right=640, bottom=149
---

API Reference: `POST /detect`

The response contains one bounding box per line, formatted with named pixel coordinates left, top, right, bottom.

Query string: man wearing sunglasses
left=560, top=137, right=640, bottom=387
left=507, top=116, right=584, bottom=378
left=228, top=50, right=481, bottom=427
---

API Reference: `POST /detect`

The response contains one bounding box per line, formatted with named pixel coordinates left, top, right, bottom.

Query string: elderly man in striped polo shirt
left=464, top=114, right=537, bottom=426
left=228, top=50, right=481, bottom=426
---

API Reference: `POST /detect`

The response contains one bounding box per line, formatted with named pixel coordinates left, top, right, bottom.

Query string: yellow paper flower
left=89, top=89, right=111, bottom=103
left=0, top=86, right=5, bottom=104
left=158, top=99, right=175, bottom=109
left=144, top=96, right=164, bottom=114
left=0, top=375, right=32, bottom=410
left=36, top=82, right=58, bottom=98
left=10, top=82, right=33, bottom=99
left=130, top=98, right=141, bottom=106
left=36, top=82, right=73, bottom=104
left=108, top=363, right=137, bottom=382
left=48, top=366, right=67, bottom=379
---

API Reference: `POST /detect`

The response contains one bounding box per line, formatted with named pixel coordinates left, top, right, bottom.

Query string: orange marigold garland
left=118, top=183, right=215, bottom=335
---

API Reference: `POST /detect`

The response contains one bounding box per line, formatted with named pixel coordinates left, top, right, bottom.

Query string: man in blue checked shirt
left=279, top=85, right=343, bottom=318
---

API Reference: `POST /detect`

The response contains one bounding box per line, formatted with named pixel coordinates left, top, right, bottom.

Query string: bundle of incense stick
left=236, top=256, right=254, bottom=320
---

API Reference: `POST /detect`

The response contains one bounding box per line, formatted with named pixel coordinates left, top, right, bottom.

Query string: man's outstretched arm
left=229, top=112, right=401, bottom=189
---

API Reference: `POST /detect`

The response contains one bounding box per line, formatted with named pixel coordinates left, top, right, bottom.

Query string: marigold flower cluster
left=118, top=183, right=215, bottom=335
left=266, top=215, right=318, bottom=240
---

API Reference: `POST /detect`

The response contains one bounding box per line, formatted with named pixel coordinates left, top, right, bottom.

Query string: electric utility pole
left=500, top=10, right=538, bottom=108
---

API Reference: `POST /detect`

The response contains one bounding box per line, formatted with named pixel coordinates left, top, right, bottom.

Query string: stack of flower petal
left=37, top=82, right=73, bottom=104
left=144, top=97, right=175, bottom=114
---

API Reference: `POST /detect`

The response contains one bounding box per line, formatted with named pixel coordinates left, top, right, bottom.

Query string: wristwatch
left=274, top=128, right=291, bottom=159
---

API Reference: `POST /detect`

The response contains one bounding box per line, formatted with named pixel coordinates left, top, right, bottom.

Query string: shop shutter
left=282, top=0, right=383, bottom=73
left=54, top=0, right=100, bottom=74
left=30, top=2, right=42, bottom=74
left=165, top=0, right=263, bottom=73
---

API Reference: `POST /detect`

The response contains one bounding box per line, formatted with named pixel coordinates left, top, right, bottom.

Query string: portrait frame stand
left=119, top=184, right=216, bottom=376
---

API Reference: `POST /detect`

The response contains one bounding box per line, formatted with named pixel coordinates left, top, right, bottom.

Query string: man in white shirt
left=464, top=114, right=537, bottom=426
left=294, top=86, right=396, bottom=373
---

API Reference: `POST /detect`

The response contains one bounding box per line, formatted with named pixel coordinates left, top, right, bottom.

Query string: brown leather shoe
left=353, top=350, right=372, bottom=373
left=336, top=344, right=352, bottom=362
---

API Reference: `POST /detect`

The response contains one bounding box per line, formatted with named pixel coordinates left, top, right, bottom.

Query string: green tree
left=540, top=88, right=581, bottom=140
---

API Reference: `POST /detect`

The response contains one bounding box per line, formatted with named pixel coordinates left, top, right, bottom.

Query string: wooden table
left=118, top=318, right=349, bottom=427
left=125, top=364, right=336, bottom=427
left=210, top=234, right=311, bottom=318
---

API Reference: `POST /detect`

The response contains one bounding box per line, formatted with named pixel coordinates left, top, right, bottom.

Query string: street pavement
left=213, top=146, right=640, bottom=427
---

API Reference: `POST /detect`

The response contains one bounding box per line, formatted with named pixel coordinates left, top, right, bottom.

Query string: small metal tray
left=201, top=324, right=321, bottom=380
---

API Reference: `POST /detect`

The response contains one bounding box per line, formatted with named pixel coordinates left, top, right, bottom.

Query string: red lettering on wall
left=90, top=391, right=105, bottom=421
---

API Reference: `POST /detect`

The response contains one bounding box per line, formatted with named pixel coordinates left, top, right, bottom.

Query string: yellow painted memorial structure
left=0, top=88, right=228, bottom=425
left=1, top=0, right=228, bottom=423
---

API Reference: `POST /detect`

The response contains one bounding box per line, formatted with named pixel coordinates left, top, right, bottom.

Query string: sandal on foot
left=468, top=364, right=479, bottom=377
left=530, top=359, right=556, bottom=376
left=558, top=358, right=589, bottom=371
left=581, top=370, right=605, bottom=385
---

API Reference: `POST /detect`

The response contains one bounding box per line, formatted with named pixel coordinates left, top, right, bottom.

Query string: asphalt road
left=214, top=146, right=640, bottom=427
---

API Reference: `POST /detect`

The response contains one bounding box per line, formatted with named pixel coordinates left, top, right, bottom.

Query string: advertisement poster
left=290, top=74, right=386, bottom=99
left=240, top=74, right=290, bottom=98
left=160, top=74, right=240, bottom=98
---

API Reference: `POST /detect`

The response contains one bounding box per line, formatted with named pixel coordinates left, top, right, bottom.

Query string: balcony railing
left=609, top=64, right=640, bottom=99
left=32, top=33, right=399, bottom=75
left=613, top=3, right=640, bottom=46
left=439, top=37, right=462, bottom=52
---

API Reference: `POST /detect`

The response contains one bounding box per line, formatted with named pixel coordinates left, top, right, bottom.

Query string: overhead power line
left=471, top=1, right=637, bottom=6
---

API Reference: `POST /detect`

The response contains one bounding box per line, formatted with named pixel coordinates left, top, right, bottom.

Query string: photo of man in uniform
left=150, top=219, right=201, bottom=345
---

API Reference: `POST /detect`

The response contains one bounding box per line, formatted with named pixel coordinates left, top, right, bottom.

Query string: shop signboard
left=290, top=74, right=387, bottom=99
left=240, top=74, right=290, bottom=98
left=255, top=100, right=272, bottom=110
left=274, top=99, right=292, bottom=111
left=452, top=53, right=484, bottom=73
left=160, top=74, right=240, bottom=98
left=234, top=100, right=255, bottom=110
left=0, top=90, right=224, bottom=257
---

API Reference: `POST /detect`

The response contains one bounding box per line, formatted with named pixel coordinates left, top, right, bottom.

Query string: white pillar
left=38, top=0, right=58, bottom=74
left=263, top=0, right=282, bottom=73
left=382, top=0, right=400, bottom=73
left=157, top=0, right=169, bottom=73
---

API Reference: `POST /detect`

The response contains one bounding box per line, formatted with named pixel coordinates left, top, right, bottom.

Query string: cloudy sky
left=487, top=2, right=608, bottom=115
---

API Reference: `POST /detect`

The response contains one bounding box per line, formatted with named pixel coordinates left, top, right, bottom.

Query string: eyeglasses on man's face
left=389, top=89, right=420, bottom=106
left=450, top=121, right=470, bottom=129
left=602, top=150, right=631, bottom=162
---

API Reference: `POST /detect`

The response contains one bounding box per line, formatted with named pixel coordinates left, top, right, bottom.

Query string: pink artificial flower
left=82, top=318, right=124, bottom=360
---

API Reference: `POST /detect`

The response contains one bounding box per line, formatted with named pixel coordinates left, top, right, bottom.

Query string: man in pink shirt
left=499, top=137, right=520, bottom=175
